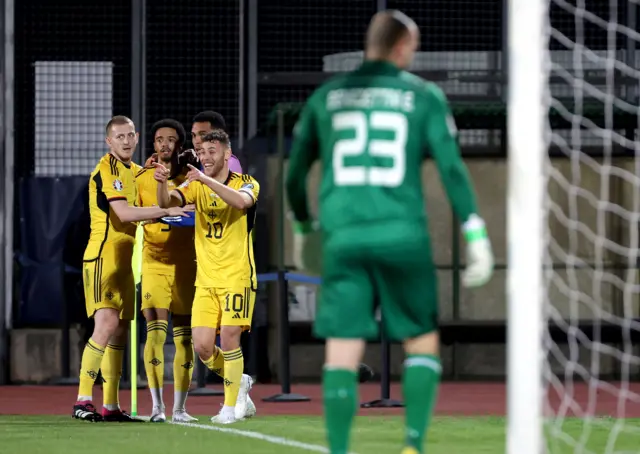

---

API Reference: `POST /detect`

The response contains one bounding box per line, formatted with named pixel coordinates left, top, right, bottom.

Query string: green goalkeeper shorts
left=313, top=222, right=439, bottom=342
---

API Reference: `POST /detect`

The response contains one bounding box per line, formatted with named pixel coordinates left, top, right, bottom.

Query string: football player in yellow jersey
left=135, top=119, right=199, bottom=423
left=154, top=130, right=258, bottom=424
left=73, top=115, right=188, bottom=423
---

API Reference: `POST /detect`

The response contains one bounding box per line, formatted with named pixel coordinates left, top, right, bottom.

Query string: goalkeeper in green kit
left=285, top=10, right=494, bottom=454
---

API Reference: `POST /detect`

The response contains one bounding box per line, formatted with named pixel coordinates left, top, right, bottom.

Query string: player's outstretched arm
left=185, top=164, right=255, bottom=210
left=424, top=84, right=493, bottom=287
left=155, top=181, right=183, bottom=208
left=98, top=165, right=186, bottom=223
left=109, top=199, right=186, bottom=223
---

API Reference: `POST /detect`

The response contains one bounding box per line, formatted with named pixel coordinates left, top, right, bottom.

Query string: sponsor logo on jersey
left=113, top=179, right=124, bottom=191
left=241, top=183, right=254, bottom=191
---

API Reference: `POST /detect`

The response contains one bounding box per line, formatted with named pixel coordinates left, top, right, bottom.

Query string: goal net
left=509, top=1, right=640, bottom=453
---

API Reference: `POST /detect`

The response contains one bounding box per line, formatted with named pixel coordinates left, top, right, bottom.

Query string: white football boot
left=172, top=409, right=198, bottom=423
left=150, top=405, right=166, bottom=423
left=211, top=405, right=240, bottom=424
left=245, top=395, right=257, bottom=418
left=235, top=374, right=257, bottom=419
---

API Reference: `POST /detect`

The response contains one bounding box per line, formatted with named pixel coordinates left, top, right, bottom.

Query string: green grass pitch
left=3, top=415, right=640, bottom=453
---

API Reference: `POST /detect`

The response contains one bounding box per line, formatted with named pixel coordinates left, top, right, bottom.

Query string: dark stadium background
left=11, top=0, right=506, bottom=324
left=1, top=0, right=628, bottom=385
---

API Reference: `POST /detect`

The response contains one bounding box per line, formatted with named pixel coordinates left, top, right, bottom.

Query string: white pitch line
left=170, top=421, right=358, bottom=454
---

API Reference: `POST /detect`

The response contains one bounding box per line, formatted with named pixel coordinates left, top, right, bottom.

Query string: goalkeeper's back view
left=296, top=63, right=453, bottom=238
left=285, top=10, right=494, bottom=454
left=288, top=58, right=486, bottom=335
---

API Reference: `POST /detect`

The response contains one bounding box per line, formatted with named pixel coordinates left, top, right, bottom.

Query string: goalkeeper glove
left=461, top=214, right=494, bottom=288
left=291, top=218, right=322, bottom=275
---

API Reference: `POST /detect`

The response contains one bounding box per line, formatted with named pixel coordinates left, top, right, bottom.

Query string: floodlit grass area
left=2, top=415, right=640, bottom=453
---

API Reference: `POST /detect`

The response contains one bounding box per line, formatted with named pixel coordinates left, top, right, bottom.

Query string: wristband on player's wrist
left=287, top=211, right=315, bottom=234
left=293, top=220, right=316, bottom=234
left=462, top=214, right=488, bottom=243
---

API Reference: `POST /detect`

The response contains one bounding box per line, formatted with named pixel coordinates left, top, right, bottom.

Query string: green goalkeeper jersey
left=286, top=60, right=479, bottom=236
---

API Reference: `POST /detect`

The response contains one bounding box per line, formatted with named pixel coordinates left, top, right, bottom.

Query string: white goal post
left=507, top=0, right=547, bottom=453
left=508, top=0, right=640, bottom=453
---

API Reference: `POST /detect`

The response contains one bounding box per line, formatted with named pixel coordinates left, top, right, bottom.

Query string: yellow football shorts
left=191, top=286, right=256, bottom=330
left=83, top=258, right=135, bottom=320
left=140, top=272, right=195, bottom=315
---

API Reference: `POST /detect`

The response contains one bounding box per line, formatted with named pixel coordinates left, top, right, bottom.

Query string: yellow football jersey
left=175, top=172, right=260, bottom=289
left=83, top=153, right=142, bottom=262
left=135, top=166, right=196, bottom=274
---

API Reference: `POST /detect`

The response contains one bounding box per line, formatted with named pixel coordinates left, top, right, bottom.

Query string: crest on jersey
left=112, top=179, right=124, bottom=191
left=241, top=183, right=254, bottom=191
left=210, top=193, right=218, bottom=199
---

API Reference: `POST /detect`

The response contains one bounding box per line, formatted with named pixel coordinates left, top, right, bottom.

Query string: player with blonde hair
left=73, top=116, right=187, bottom=422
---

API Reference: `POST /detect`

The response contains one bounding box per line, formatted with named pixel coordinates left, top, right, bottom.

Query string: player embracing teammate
left=142, top=111, right=254, bottom=422
left=73, top=116, right=189, bottom=422
left=74, top=112, right=256, bottom=424
left=155, top=129, right=258, bottom=424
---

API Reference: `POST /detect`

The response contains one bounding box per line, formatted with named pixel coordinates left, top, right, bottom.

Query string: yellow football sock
left=222, top=347, right=244, bottom=407
left=172, top=326, right=194, bottom=393
left=77, top=338, right=106, bottom=401
left=101, top=343, right=125, bottom=409
left=144, top=320, right=168, bottom=391
left=201, top=345, right=225, bottom=379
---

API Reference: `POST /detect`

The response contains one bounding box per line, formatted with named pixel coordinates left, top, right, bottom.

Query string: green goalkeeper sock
left=402, top=354, right=441, bottom=453
left=323, top=367, right=358, bottom=454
